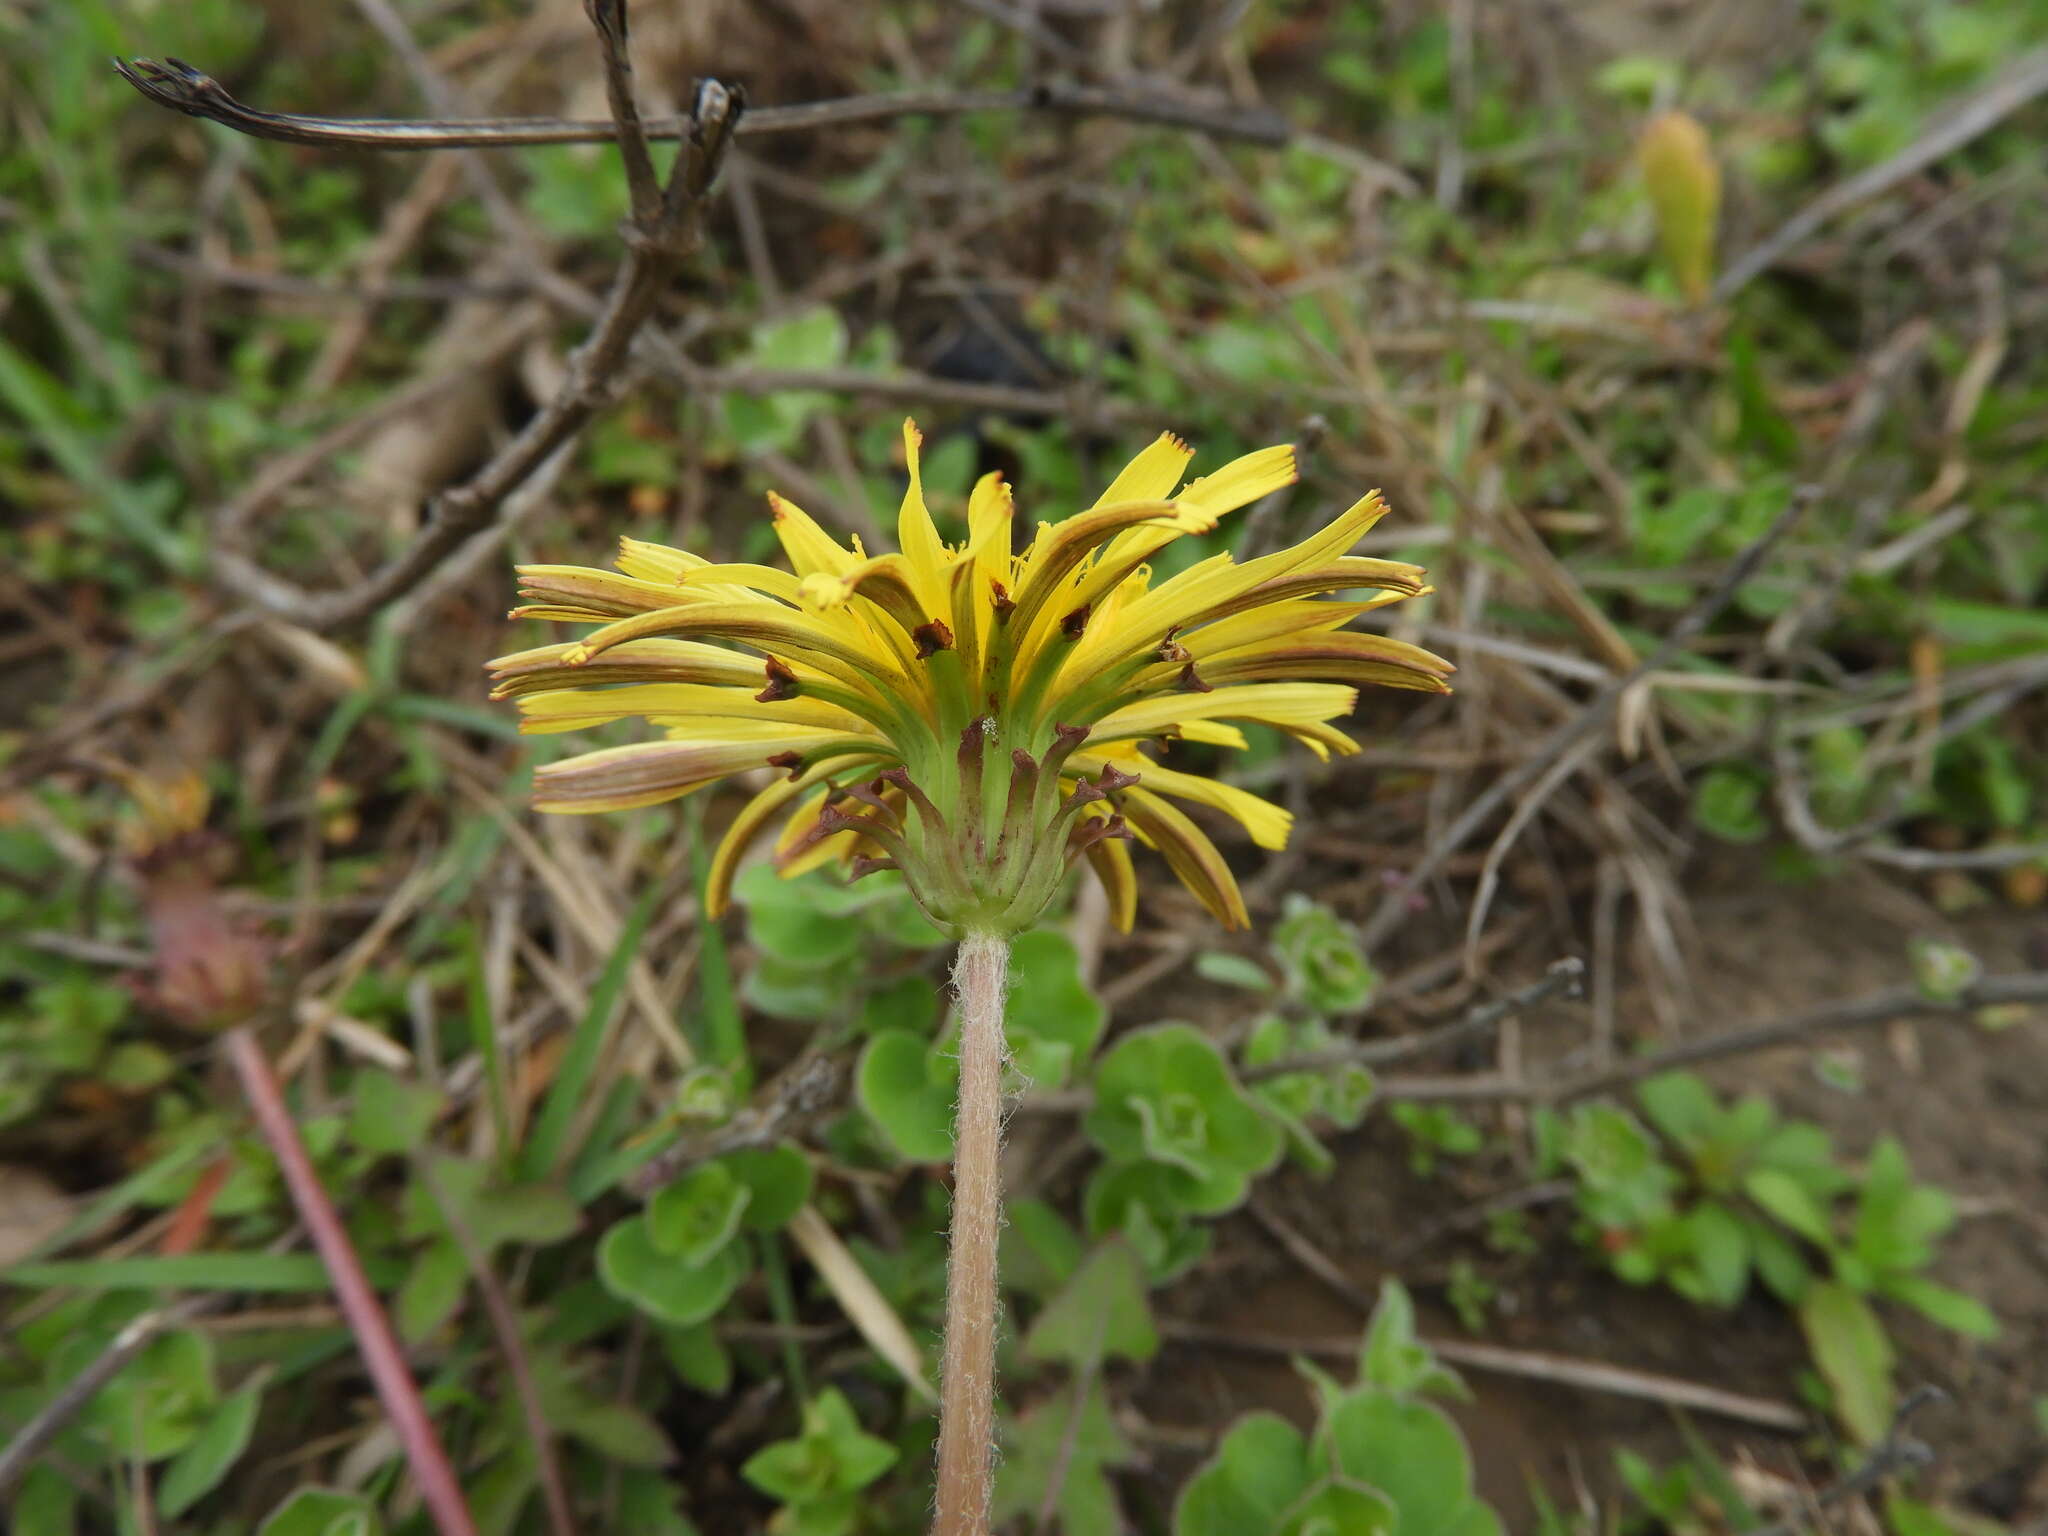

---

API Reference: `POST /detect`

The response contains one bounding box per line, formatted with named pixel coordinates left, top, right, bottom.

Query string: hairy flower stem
left=933, top=931, right=1010, bottom=1536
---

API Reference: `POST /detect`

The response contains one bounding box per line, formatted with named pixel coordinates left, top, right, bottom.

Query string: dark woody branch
left=114, top=57, right=1293, bottom=151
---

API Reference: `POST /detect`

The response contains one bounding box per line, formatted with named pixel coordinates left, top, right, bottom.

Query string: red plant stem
left=226, top=1027, right=480, bottom=1536
left=932, top=932, right=1010, bottom=1536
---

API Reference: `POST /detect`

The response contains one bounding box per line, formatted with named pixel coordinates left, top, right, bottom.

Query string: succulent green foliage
left=1389, top=1102, right=1483, bottom=1176
left=1005, top=929, right=1108, bottom=1087
left=993, top=1380, right=1137, bottom=1536
left=1242, top=1012, right=1375, bottom=1176
left=741, top=1388, right=899, bottom=1536
left=1085, top=1023, right=1284, bottom=1214
left=1542, top=1075, right=1993, bottom=1443
left=856, top=1027, right=956, bottom=1163
left=1271, top=894, right=1379, bottom=1014
left=738, top=863, right=944, bottom=1022
left=1082, top=1161, right=1214, bottom=1283
left=1022, top=1239, right=1159, bottom=1370
left=257, top=1489, right=383, bottom=1536
left=858, top=927, right=1106, bottom=1162
left=599, top=1144, right=811, bottom=1327
left=1177, top=1282, right=1499, bottom=1536
left=47, top=1324, right=218, bottom=1462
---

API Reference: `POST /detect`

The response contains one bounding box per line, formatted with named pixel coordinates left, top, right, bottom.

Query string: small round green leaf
left=648, top=1163, right=752, bottom=1265
left=598, top=1216, right=746, bottom=1326
left=856, top=1030, right=954, bottom=1163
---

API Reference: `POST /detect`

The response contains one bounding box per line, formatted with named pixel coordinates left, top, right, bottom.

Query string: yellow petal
left=1089, top=432, right=1194, bottom=509
left=614, top=538, right=708, bottom=583
left=534, top=738, right=802, bottom=815
left=1081, top=805, right=1138, bottom=933
left=1073, top=752, right=1291, bottom=850
left=706, top=775, right=810, bottom=917
left=1175, top=443, right=1297, bottom=518
left=896, top=419, right=949, bottom=610
left=768, top=491, right=859, bottom=578
left=1094, top=682, right=1358, bottom=746
left=515, top=565, right=704, bottom=617
left=1117, top=785, right=1249, bottom=929
left=487, top=638, right=768, bottom=698
left=515, top=684, right=872, bottom=737
left=1175, top=720, right=1249, bottom=749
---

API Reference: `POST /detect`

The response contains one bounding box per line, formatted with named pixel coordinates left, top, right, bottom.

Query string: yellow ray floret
left=494, top=420, right=1446, bottom=934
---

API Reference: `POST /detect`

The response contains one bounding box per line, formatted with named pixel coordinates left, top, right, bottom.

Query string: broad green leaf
left=159, top=1382, right=262, bottom=1517
left=598, top=1217, right=745, bottom=1327
left=994, top=1380, right=1134, bottom=1536
left=396, top=1237, right=468, bottom=1344
left=647, top=1163, right=752, bottom=1266
left=1175, top=1412, right=1320, bottom=1536
left=257, top=1487, right=384, bottom=1536
left=1084, top=1023, right=1282, bottom=1214
left=1744, top=1168, right=1835, bottom=1246
left=723, top=1144, right=814, bottom=1232
left=1799, top=1280, right=1894, bottom=1444
left=1194, top=951, right=1275, bottom=992
left=1002, top=1197, right=1084, bottom=1299
left=1023, top=1240, right=1158, bottom=1369
left=1323, top=1389, right=1485, bottom=1534
left=11, top=1464, right=78, bottom=1536
left=1883, top=1275, right=1997, bottom=1340
left=856, top=1030, right=955, bottom=1163
left=1359, top=1278, right=1468, bottom=1401
left=661, top=1322, right=733, bottom=1395
left=348, top=1069, right=443, bottom=1156
left=1006, top=929, right=1108, bottom=1084
left=62, top=1327, right=217, bottom=1462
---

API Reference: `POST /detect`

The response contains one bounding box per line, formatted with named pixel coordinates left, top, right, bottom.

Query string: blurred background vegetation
left=4, top=0, right=2048, bottom=1532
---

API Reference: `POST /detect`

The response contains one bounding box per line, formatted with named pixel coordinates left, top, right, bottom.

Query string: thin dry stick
left=1371, top=970, right=2048, bottom=1106
left=113, top=61, right=1291, bottom=150
left=934, top=933, right=1010, bottom=1536
left=1358, top=487, right=1815, bottom=953
left=1747, top=1386, right=1944, bottom=1536
left=1157, top=1323, right=1807, bottom=1432
left=1714, top=45, right=2048, bottom=301
left=226, top=1027, right=479, bottom=1536
left=0, top=1296, right=221, bottom=1497
left=187, top=42, right=739, bottom=629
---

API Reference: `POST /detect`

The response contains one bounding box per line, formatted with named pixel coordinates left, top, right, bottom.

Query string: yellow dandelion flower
left=489, top=421, right=1450, bottom=936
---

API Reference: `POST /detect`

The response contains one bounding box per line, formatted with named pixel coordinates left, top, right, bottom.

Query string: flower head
left=490, top=423, right=1449, bottom=936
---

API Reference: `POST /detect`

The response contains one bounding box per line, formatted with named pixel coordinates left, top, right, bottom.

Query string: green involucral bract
left=1084, top=1023, right=1282, bottom=1214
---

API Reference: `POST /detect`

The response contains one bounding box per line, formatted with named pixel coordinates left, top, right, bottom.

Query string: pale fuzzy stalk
left=932, top=931, right=1010, bottom=1536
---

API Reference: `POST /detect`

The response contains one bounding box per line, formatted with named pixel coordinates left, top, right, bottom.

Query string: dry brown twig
left=1374, top=969, right=2048, bottom=1106
left=1358, top=485, right=1817, bottom=955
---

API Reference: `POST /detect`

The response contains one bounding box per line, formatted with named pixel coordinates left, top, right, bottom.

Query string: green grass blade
left=519, top=884, right=659, bottom=1181
left=685, top=799, right=748, bottom=1078
left=4, top=1253, right=405, bottom=1292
